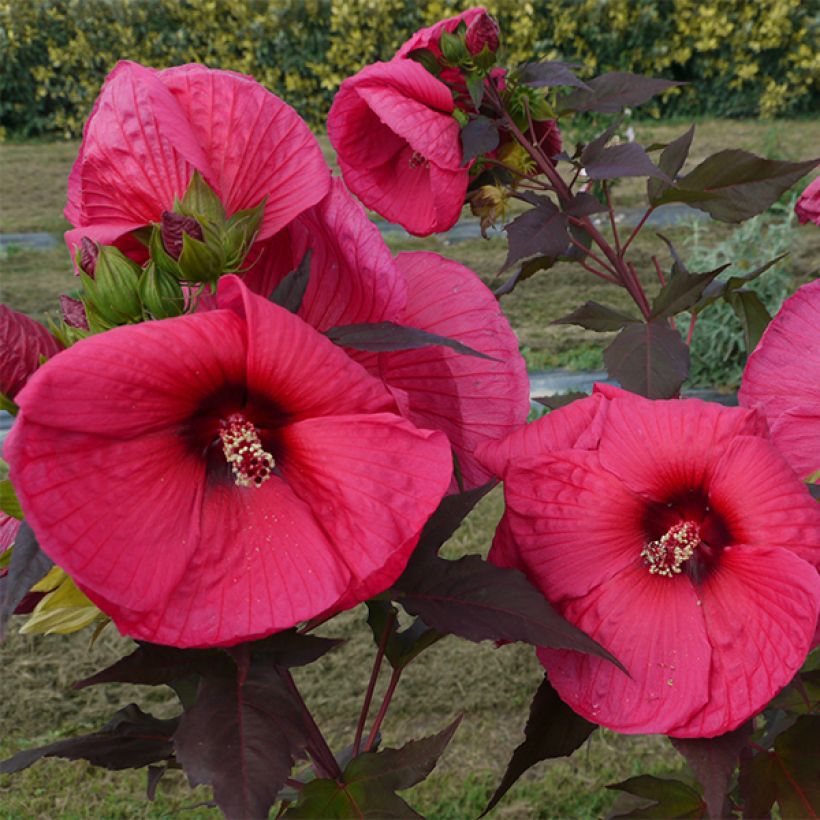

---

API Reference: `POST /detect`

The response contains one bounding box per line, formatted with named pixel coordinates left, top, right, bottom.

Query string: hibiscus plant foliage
left=1, top=7, right=819, bottom=819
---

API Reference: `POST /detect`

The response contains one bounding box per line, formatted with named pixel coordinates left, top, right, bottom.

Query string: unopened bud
left=82, top=245, right=143, bottom=329
left=139, top=263, right=185, bottom=320
left=465, top=12, right=499, bottom=56
left=59, top=295, right=90, bottom=330
left=79, top=237, right=99, bottom=277
left=469, top=185, right=508, bottom=237
left=498, top=142, right=536, bottom=177
left=161, top=211, right=204, bottom=260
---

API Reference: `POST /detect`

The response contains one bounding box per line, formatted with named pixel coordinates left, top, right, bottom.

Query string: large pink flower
left=243, top=179, right=530, bottom=489
left=795, top=176, right=820, bottom=225
left=65, top=61, right=330, bottom=258
left=0, top=306, right=62, bottom=400
left=739, top=278, right=820, bottom=480
left=328, top=60, right=468, bottom=236
left=478, top=385, right=820, bottom=737
left=5, top=276, right=453, bottom=648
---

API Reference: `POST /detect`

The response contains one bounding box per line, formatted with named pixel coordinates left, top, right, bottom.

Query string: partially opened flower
left=795, top=176, right=820, bottom=225
left=739, top=278, right=820, bottom=481
left=478, top=385, right=820, bottom=737
left=328, top=60, right=468, bottom=236
left=244, top=180, right=530, bottom=488
left=65, top=60, right=330, bottom=263
left=0, top=305, right=62, bottom=401
left=6, top=276, right=453, bottom=647
left=394, top=7, right=488, bottom=59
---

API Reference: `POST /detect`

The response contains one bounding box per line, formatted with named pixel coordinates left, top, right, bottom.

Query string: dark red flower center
left=408, top=151, right=429, bottom=169
left=218, top=413, right=275, bottom=488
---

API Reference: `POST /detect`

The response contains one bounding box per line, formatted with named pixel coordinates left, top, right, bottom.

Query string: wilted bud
left=139, top=263, right=186, bottom=320
left=465, top=12, right=499, bottom=56
left=78, top=237, right=99, bottom=277
left=161, top=211, right=204, bottom=260
left=59, top=294, right=90, bottom=330
left=469, top=185, right=508, bottom=237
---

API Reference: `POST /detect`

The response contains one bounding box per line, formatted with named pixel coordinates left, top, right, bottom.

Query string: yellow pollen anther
left=219, top=414, right=274, bottom=488
left=641, top=521, right=700, bottom=578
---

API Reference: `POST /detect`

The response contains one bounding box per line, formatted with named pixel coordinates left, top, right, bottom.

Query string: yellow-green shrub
left=1, top=0, right=816, bottom=138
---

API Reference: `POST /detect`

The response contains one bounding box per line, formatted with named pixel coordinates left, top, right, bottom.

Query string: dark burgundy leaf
left=173, top=651, right=309, bottom=819
left=286, top=718, right=461, bottom=818
left=465, top=74, right=485, bottom=110
left=483, top=677, right=596, bottom=816
left=0, top=704, right=177, bottom=774
left=650, top=265, right=730, bottom=320
left=326, top=321, right=494, bottom=360
left=0, top=521, right=52, bottom=640
left=533, top=392, right=588, bottom=410
left=392, top=553, right=620, bottom=666
left=648, top=126, right=695, bottom=203
left=519, top=61, right=590, bottom=90
left=724, top=289, right=772, bottom=353
left=579, top=119, right=623, bottom=164
left=502, top=199, right=569, bottom=271
left=495, top=255, right=560, bottom=297
left=270, top=248, right=312, bottom=314
left=670, top=721, right=752, bottom=819
left=656, top=151, right=819, bottom=222
left=553, top=301, right=640, bottom=332
left=738, top=715, right=820, bottom=819
left=563, top=192, right=606, bottom=217
left=771, top=670, right=820, bottom=714
left=604, top=321, right=690, bottom=399
left=560, top=72, right=684, bottom=114
left=74, top=643, right=222, bottom=690
left=146, top=765, right=166, bottom=801
left=366, top=600, right=442, bottom=670
left=607, top=775, right=705, bottom=818
left=461, top=115, right=499, bottom=163
left=695, top=253, right=788, bottom=312
left=584, top=144, right=671, bottom=182
left=251, top=629, right=344, bottom=668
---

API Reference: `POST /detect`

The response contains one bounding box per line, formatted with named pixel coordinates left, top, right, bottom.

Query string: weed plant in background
left=685, top=202, right=796, bottom=389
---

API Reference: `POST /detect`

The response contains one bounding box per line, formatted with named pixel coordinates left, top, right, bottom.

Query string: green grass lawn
left=1, top=119, right=818, bottom=816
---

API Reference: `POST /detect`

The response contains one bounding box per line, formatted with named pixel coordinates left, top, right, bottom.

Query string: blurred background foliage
left=1, top=0, right=817, bottom=138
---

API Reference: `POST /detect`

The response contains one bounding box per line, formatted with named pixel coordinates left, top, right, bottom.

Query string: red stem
left=567, top=235, right=620, bottom=283
left=353, top=609, right=396, bottom=756
left=604, top=182, right=622, bottom=255
left=686, top=312, right=697, bottom=346
left=622, top=205, right=655, bottom=254
left=652, top=255, right=666, bottom=286
left=364, top=668, right=402, bottom=753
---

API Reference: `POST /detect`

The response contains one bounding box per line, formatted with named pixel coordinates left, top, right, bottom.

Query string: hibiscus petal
left=77, top=61, right=211, bottom=232
left=280, top=413, right=452, bottom=605
left=380, top=252, right=529, bottom=489
left=95, top=474, right=351, bottom=647
left=160, top=64, right=330, bottom=241
left=501, top=450, right=646, bottom=602
left=667, top=546, right=820, bottom=737
left=597, top=391, right=766, bottom=501
left=394, top=8, right=485, bottom=59
left=539, top=563, right=711, bottom=734
left=708, top=434, right=820, bottom=568
left=0, top=306, right=62, bottom=399
left=769, top=404, right=820, bottom=480
left=477, top=394, right=604, bottom=478
left=11, top=310, right=247, bottom=437
left=217, top=275, right=396, bottom=419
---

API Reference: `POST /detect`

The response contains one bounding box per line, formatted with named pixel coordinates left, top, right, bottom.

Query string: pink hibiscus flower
left=795, top=176, right=820, bottom=225
left=739, top=278, right=820, bottom=481
left=394, top=7, right=488, bottom=60
left=5, top=276, right=453, bottom=648
left=327, top=59, right=468, bottom=236
left=243, top=179, right=530, bottom=489
left=0, top=305, right=62, bottom=401
left=478, top=384, right=820, bottom=737
left=65, top=60, right=330, bottom=261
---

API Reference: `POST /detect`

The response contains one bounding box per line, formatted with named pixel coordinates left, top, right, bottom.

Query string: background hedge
left=1, top=0, right=817, bottom=138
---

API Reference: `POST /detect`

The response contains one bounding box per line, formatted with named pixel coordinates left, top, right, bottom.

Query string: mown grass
left=1, top=119, right=817, bottom=816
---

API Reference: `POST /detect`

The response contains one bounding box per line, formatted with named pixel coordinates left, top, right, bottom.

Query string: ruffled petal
left=477, top=394, right=604, bottom=478
left=76, top=61, right=211, bottom=232
left=217, top=275, right=396, bottom=420
left=380, top=252, right=529, bottom=488
left=394, top=8, right=486, bottom=59
left=280, top=413, right=452, bottom=604
left=500, top=450, right=646, bottom=603
left=0, top=306, right=62, bottom=399
left=597, top=390, right=766, bottom=501
left=539, top=563, right=710, bottom=734
left=707, top=435, right=820, bottom=568
left=769, top=405, right=820, bottom=480
left=160, top=64, right=330, bottom=241
left=667, top=546, right=820, bottom=737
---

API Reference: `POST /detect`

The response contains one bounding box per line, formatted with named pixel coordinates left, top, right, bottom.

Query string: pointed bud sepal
left=440, top=29, right=469, bottom=66
left=139, top=263, right=186, bottom=320
left=177, top=170, right=227, bottom=226
left=223, top=199, right=266, bottom=270
left=80, top=245, right=143, bottom=330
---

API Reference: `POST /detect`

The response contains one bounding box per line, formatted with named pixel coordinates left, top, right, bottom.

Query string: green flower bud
left=440, top=29, right=469, bottom=66
left=81, top=245, right=143, bottom=329
left=139, top=263, right=186, bottom=320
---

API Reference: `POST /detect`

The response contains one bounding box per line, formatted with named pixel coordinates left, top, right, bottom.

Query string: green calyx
left=138, top=263, right=186, bottom=320
left=80, top=245, right=143, bottom=331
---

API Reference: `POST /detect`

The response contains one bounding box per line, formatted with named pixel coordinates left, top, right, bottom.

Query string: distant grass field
left=1, top=118, right=818, bottom=817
